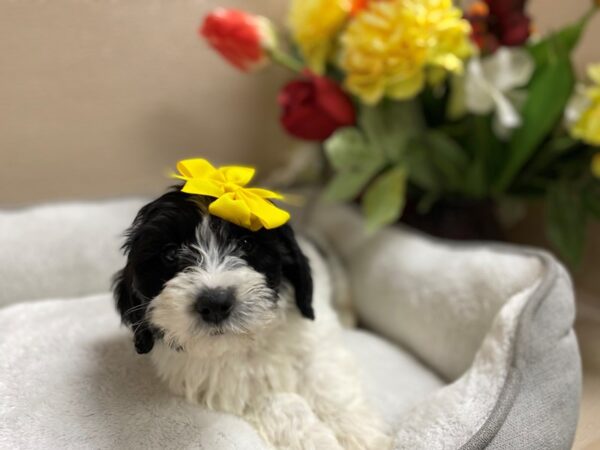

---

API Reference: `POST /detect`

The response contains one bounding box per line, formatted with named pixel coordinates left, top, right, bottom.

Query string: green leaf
left=323, top=127, right=386, bottom=202
left=362, top=166, right=407, bottom=231
left=404, top=131, right=469, bottom=194
left=416, top=191, right=439, bottom=214
left=426, top=131, right=470, bottom=190
left=359, top=100, right=424, bottom=163
left=494, top=10, right=594, bottom=192
left=404, top=143, right=441, bottom=192
left=325, top=127, right=381, bottom=170
left=323, top=170, right=377, bottom=201
left=545, top=181, right=587, bottom=267
left=524, top=136, right=580, bottom=176
left=495, top=57, right=575, bottom=191
left=529, top=10, right=594, bottom=66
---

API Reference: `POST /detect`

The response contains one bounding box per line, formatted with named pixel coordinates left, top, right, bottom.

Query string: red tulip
left=200, top=8, right=275, bottom=72
left=278, top=72, right=356, bottom=141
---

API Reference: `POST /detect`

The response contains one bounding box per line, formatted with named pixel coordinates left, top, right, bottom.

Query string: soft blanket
left=0, top=199, right=581, bottom=449
left=0, top=293, right=442, bottom=449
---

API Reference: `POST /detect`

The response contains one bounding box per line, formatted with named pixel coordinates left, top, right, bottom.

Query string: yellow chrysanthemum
left=339, top=0, right=473, bottom=104
left=571, top=64, right=600, bottom=147
left=288, top=0, right=351, bottom=73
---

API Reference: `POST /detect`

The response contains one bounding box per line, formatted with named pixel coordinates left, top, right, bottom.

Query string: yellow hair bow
left=173, top=158, right=290, bottom=231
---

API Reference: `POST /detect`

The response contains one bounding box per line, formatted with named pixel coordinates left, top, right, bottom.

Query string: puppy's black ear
left=112, top=268, right=154, bottom=354
left=279, top=225, right=314, bottom=320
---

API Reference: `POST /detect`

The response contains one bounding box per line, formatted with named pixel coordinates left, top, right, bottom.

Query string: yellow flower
left=288, top=0, right=351, bottom=73
left=173, top=159, right=290, bottom=231
left=570, top=64, right=600, bottom=147
left=339, top=0, right=473, bottom=104
left=593, top=153, right=600, bottom=178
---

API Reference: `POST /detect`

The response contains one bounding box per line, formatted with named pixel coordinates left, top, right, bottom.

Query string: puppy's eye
left=239, top=237, right=256, bottom=253
left=161, top=245, right=179, bottom=265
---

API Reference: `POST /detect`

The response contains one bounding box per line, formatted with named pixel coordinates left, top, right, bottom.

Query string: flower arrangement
left=200, top=0, right=600, bottom=265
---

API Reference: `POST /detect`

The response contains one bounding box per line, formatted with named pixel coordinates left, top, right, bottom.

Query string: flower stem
left=269, top=48, right=304, bottom=73
left=583, top=5, right=597, bottom=22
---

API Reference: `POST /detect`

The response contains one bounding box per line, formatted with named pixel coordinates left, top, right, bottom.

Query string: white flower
left=465, top=47, right=535, bottom=139
left=565, top=84, right=592, bottom=126
left=564, top=85, right=591, bottom=127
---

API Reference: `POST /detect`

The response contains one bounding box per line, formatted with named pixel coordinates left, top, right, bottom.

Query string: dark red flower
left=200, top=8, right=274, bottom=72
left=278, top=72, right=356, bottom=141
left=466, top=0, right=531, bottom=54
left=496, top=11, right=531, bottom=46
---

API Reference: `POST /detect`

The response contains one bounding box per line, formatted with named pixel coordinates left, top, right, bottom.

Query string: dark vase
left=400, top=197, right=505, bottom=242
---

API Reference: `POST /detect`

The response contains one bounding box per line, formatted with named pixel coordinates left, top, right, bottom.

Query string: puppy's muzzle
left=195, top=287, right=235, bottom=324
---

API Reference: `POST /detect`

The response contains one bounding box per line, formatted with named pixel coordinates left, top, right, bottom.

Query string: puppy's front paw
left=313, top=400, right=393, bottom=450
left=336, top=420, right=393, bottom=450
left=251, top=393, right=343, bottom=450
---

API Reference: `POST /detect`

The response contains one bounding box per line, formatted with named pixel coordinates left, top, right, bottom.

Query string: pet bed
left=0, top=199, right=581, bottom=449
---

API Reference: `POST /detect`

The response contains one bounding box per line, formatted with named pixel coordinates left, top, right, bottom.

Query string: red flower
left=200, top=8, right=275, bottom=72
left=466, top=0, right=531, bottom=54
left=278, top=72, right=356, bottom=141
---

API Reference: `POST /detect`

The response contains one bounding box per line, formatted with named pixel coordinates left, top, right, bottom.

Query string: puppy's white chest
left=150, top=321, right=312, bottom=415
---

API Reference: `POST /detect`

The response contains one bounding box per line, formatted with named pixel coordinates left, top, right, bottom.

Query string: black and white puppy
left=113, top=188, right=390, bottom=449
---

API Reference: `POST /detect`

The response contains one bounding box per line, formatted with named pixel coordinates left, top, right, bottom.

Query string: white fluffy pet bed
left=0, top=199, right=581, bottom=449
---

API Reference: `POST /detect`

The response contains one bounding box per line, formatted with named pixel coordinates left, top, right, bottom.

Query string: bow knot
left=173, top=158, right=290, bottom=231
left=224, top=181, right=243, bottom=192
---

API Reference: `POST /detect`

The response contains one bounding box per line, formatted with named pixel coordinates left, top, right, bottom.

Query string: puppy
left=113, top=189, right=391, bottom=449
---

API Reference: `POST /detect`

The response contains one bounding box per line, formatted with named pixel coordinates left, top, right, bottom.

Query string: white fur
left=147, top=228, right=391, bottom=450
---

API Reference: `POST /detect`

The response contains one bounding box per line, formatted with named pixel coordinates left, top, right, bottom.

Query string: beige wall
left=1, top=0, right=598, bottom=206
left=0, top=0, right=295, bottom=206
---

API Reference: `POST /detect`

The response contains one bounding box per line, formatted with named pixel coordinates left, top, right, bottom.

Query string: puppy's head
left=113, top=189, right=313, bottom=354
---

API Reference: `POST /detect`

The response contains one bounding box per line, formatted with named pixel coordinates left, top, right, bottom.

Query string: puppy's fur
left=113, top=189, right=390, bottom=449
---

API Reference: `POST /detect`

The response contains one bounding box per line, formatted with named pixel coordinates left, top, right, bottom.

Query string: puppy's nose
left=195, top=288, right=235, bottom=324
